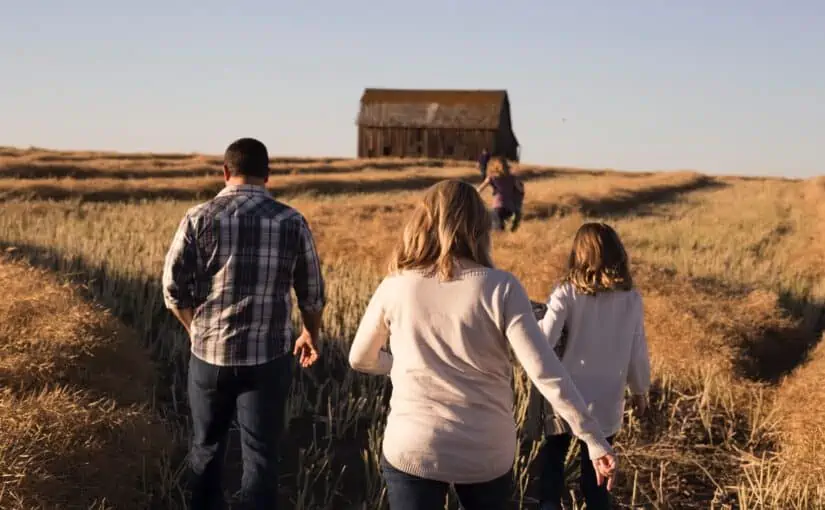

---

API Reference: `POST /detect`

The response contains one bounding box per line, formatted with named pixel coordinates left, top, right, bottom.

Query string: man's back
left=163, top=137, right=325, bottom=509
left=162, top=184, right=324, bottom=367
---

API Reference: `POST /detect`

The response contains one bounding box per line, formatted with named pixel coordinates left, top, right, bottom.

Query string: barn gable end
left=356, top=88, right=520, bottom=161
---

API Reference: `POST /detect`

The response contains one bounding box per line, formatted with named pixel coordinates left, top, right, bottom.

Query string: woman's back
left=362, top=267, right=520, bottom=483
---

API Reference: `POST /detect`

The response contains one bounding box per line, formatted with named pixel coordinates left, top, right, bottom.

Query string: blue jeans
left=187, top=354, right=293, bottom=510
left=538, top=434, right=615, bottom=510
left=381, top=455, right=512, bottom=510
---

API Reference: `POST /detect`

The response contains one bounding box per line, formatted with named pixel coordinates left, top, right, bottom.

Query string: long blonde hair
left=564, top=222, right=633, bottom=295
left=389, top=180, right=494, bottom=280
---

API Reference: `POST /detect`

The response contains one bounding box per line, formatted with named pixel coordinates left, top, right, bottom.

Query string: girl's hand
left=632, top=394, right=648, bottom=417
left=592, top=454, right=618, bottom=491
left=530, top=300, right=548, bottom=320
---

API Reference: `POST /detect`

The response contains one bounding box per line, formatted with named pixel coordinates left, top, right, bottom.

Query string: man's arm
left=162, top=214, right=198, bottom=334
left=301, top=307, right=322, bottom=337
left=292, top=217, right=326, bottom=365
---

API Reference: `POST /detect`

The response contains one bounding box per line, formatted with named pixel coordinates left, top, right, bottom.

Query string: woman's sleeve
left=348, top=279, right=393, bottom=375
left=502, top=276, right=613, bottom=460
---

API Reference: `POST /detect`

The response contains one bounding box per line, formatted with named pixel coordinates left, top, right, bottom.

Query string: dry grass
left=0, top=146, right=476, bottom=180
left=0, top=148, right=823, bottom=508
left=0, top=164, right=571, bottom=202
left=754, top=177, right=825, bottom=508
left=519, top=171, right=713, bottom=218
left=768, top=334, right=825, bottom=507
left=0, top=257, right=177, bottom=510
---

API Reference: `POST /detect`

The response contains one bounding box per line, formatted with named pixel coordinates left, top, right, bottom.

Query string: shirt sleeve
left=293, top=216, right=326, bottom=313
left=538, top=284, right=571, bottom=350
left=627, top=295, right=651, bottom=395
left=349, top=279, right=393, bottom=375
left=162, top=213, right=198, bottom=310
left=502, top=276, right=613, bottom=460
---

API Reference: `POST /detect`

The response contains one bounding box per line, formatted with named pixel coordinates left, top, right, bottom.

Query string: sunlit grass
left=0, top=152, right=823, bottom=508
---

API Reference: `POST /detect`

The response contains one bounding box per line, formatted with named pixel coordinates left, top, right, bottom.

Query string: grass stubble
left=0, top=148, right=823, bottom=508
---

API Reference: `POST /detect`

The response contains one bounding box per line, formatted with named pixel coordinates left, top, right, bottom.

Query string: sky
left=1, top=1, right=823, bottom=177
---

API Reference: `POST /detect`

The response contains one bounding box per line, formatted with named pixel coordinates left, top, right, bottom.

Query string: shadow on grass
left=0, top=163, right=220, bottom=179
left=0, top=159, right=444, bottom=180
left=742, top=291, right=825, bottom=384
left=523, top=176, right=727, bottom=221
left=685, top=274, right=825, bottom=385
left=0, top=167, right=564, bottom=204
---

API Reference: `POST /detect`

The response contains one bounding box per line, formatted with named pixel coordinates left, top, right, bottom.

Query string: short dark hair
left=224, top=138, right=269, bottom=178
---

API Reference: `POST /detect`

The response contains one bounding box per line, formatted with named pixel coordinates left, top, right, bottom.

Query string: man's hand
left=293, top=329, right=320, bottom=368
left=592, top=453, right=618, bottom=491
left=631, top=394, right=648, bottom=417
left=170, top=307, right=194, bottom=336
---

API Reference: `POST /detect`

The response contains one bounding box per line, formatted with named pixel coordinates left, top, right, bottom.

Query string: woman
left=477, top=156, right=524, bottom=232
left=348, top=180, right=616, bottom=510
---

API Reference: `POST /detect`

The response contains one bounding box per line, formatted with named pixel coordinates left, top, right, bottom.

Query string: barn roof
left=358, top=88, right=509, bottom=129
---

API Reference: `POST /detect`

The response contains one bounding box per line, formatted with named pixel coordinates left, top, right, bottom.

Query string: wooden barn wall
left=495, top=99, right=520, bottom=161
left=358, top=127, right=498, bottom=161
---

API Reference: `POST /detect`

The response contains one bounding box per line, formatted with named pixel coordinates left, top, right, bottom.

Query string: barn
left=356, top=88, right=520, bottom=161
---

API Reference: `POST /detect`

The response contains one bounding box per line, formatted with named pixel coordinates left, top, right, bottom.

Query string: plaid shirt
left=162, top=184, right=325, bottom=366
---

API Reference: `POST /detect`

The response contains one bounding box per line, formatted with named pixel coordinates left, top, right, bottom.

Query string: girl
left=537, top=222, right=651, bottom=510
left=348, top=180, right=616, bottom=510
left=477, top=156, right=524, bottom=232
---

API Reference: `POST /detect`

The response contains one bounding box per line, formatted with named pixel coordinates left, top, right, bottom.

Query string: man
left=162, top=137, right=325, bottom=509
left=478, top=148, right=491, bottom=179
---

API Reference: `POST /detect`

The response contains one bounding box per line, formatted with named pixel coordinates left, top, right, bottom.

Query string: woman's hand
left=592, top=454, right=618, bottom=491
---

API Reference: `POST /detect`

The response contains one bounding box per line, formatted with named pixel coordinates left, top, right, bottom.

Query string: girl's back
left=537, top=222, right=651, bottom=438
left=540, top=282, right=648, bottom=436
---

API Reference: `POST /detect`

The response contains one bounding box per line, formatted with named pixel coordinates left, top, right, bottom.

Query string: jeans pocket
left=189, top=354, right=220, bottom=391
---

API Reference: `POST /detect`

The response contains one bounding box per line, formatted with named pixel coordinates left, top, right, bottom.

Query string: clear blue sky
left=1, top=1, right=823, bottom=177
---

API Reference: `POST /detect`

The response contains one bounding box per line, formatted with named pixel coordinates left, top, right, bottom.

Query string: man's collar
left=217, top=183, right=271, bottom=197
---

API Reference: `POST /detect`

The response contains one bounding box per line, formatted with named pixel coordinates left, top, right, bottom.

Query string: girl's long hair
left=389, top=179, right=494, bottom=280
left=564, top=222, right=633, bottom=295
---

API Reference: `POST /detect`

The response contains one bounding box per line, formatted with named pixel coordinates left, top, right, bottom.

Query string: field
left=0, top=146, right=823, bottom=509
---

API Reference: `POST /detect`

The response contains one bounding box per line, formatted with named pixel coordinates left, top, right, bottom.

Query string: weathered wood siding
left=358, top=127, right=502, bottom=161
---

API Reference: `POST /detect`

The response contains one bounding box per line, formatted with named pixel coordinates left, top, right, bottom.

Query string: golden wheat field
left=0, top=146, right=823, bottom=509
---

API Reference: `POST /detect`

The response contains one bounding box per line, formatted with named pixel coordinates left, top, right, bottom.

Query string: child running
left=536, top=222, right=651, bottom=510
left=476, top=156, right=524, bottom=232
